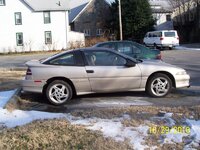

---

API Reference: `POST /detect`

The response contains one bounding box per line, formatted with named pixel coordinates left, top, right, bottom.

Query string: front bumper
left=174, top=74, right=190, bottom=88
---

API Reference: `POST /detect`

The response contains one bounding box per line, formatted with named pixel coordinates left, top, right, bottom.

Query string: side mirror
left=125, top=59, right=136, bottom=67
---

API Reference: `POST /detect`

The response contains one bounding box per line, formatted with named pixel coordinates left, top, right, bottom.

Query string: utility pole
left=119, top=0, right=123, bottom=40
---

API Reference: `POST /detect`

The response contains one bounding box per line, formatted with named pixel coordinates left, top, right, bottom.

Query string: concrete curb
left=3, top=88, right=22, bottom=109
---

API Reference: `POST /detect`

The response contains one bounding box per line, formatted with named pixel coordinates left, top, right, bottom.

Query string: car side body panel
left=85, top=65, right=142, bottom=92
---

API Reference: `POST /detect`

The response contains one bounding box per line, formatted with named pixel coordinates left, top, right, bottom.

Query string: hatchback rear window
left=164, top=32, right=176, bottom=37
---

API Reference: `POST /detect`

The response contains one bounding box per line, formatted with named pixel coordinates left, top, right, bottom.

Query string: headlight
left=176, top=70, right=187, bottom=75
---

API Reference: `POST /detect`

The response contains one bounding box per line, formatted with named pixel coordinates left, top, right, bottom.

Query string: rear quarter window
left=47, top=53, right=75, bottom=66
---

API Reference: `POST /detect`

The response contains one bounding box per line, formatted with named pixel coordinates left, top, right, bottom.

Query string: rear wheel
left=153, top=43, right=158, bottom=49
left=146, top=73, right=172, bottom=97
left=46, top=80, right=72, bottom=105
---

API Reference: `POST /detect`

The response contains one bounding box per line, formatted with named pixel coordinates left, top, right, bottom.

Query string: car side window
left=49, top=53, right=75, bottom=65
left=132, top=45, right=141, bottom=54
left=118, top=43, right=133, bottom=54
left=84, top=51, right=126, bottom=66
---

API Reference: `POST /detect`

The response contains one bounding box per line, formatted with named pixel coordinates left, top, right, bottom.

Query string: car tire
left=153, top=43, right=158, bottom=49
left=146, top=73, right=172, bottom=97
left=46, top=80, right=73, bottom=105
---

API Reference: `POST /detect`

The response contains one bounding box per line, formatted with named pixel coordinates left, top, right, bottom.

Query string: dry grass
left=71, top=106, right=195, bottom=120
left=0, top=119, right=132, bottom=150
left=0, top=70, right=25, bottom=91
left=0, top=50, right=59, bottom=56
left=85, top=37, right=109, bottom=47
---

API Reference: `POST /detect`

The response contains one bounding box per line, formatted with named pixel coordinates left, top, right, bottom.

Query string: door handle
left=86, top=70, right=94, bottom=73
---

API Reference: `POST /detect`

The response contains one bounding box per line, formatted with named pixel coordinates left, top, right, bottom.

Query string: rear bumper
left=174, top=74, right=190, bottom=88
left=21, top=79, right=45, bottom=93
left=159, top=43, right=179, bottom=48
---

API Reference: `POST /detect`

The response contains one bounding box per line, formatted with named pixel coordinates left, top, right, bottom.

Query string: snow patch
left=0, top=90, right=16, bottom=108
left=0, top=108, right=66, bottom=128
left=175, top=46, right=200, bottom=51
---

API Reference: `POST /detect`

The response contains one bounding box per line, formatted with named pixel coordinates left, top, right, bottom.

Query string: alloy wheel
left=48, top=83, right=69, bottom=104
left=150, top=77, right=170, bottom=97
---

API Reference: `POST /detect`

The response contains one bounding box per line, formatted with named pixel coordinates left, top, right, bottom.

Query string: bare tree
left=23, top=39, right=34, bottom=52
left=167, top=0, right=200, bottom=42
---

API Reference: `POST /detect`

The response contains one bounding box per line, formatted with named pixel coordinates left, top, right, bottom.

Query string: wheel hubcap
left=49, top=84, right=69, bottom=104
left=151, top=77, right=169, bottom=96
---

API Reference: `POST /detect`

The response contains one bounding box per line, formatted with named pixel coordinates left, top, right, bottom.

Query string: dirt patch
left=71, top=106, right=196, bottom=119
left=0, top=119, right=131, bottom=150
left=0, top=70, right=25, bottom=91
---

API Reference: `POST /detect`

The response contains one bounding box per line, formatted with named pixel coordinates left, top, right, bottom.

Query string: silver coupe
left=22, top=48, right=190, bottom=105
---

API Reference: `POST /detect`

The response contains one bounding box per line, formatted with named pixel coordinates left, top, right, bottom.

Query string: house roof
left=152, top=7, right=172, bottom=13
left=70, top=0, right=90, bottom=9
left=69, top=0, right=92, bottom=23
left=149, top=0, right=171, bottom=9
left=22, top=0, right=70, bottom=11
left=69, top=2, right=89, bottom=23
left=69, top=0, right=110, bottom=23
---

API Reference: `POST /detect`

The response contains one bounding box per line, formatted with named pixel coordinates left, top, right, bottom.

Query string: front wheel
left=146, top=73, right=172, bottom=97
left=46, top=80, right=73, bottom=105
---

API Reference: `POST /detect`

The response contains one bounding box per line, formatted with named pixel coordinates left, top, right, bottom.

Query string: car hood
left=137, top=60, right=186, bottom=76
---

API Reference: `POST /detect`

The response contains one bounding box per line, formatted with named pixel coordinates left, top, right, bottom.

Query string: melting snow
left=0, top=90, right=16, bottom=108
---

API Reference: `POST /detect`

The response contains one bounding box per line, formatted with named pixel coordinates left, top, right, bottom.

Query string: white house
left=149, top=0, right=174, bottom=30
left=0, top=0, right=84, bottom=53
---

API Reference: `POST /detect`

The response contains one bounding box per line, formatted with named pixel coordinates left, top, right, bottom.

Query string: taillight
left=160, top=37, right=164, bottom=40
left=26, top=68, right=32, bottom=75
left=156, top=54, right=162, bottom=60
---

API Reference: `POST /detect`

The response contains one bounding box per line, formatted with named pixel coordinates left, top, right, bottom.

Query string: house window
left=96, top=29, right=103, bottom=36
left=0, top=0, right=5, bottom=6
left=15, top=12, right=22, bottom=25
left=16, top=33, right=23, bottom=46
left=44, top=12, right=51, bottom=24
left=166, top=15, right=171, bottom=21
left=45, top=31, right=52, bottom=44
left=84, top=29, right=90, bottom=37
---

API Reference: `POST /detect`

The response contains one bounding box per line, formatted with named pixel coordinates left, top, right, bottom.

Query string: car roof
left=94, top=40, right=135, bottom=45
left=147, top=30, right=177, bottom=33
left=44, top=47, right=123, bottom=60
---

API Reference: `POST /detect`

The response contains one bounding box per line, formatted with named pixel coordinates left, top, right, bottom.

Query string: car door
left=83, top=50, right=142, bottom=92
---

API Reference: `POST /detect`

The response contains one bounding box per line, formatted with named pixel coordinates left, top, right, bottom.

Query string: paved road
left=1, top=49, right=200, bottom=110
left=0, top=52, right=57, bottom=70
left=162, top=50, right=200, bottom=86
